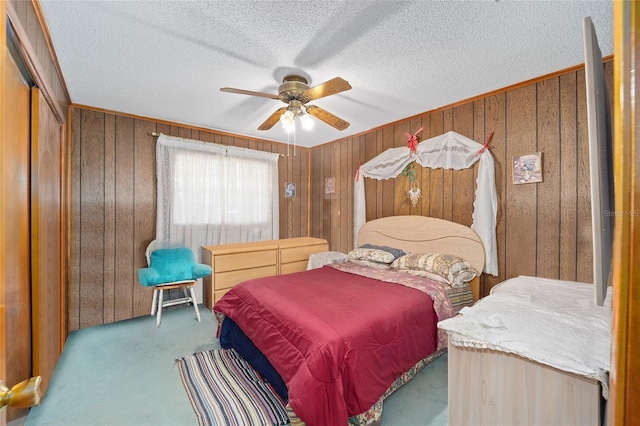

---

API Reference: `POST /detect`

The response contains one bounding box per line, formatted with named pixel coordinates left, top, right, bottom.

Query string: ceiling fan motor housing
left=278, top=75, right=311, bottom=103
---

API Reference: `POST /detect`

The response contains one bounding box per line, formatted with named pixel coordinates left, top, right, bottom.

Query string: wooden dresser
left=202, top=237, right=328, bottom=309
left=439, top=276, right=609, bottom=426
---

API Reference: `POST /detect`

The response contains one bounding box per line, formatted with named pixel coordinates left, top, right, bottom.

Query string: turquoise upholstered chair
left=138, top=241, right=212, bottom=327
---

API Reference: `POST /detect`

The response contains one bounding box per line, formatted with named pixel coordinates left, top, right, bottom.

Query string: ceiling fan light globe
left=300, top=113, right=314, bottom=130
left=282, top=120, right=295, bottom=133
left=280, top=110, right=294, bottom=124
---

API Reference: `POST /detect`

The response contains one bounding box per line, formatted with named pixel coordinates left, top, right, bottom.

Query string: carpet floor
left=26, top=306, right=448, bottom=426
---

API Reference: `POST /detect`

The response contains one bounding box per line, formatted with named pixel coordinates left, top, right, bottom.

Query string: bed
left=213, top=215, right=485, bottom=426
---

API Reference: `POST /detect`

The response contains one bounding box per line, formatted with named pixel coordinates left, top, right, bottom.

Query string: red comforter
left=213, top=265, right=439, bottom=426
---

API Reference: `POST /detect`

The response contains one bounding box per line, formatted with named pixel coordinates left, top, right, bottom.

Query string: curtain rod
left=149, top=132, right=287, bottom=157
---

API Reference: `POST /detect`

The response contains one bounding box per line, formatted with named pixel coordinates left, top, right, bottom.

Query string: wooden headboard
left=358, top=215, right=485, bottom=300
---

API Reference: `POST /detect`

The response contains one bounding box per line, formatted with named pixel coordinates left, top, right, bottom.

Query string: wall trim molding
left=32, top=0, right=72, bottom=104
left=6, top=1, right=65, bottom=124
left=70, top=103, right=307, bottom=151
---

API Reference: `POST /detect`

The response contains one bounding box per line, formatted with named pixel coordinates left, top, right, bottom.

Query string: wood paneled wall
left=69, top=108, right=309, bottom=331
left=310, top=61, right=613, bottom=296
left=71, top=61, right=612, bottom=328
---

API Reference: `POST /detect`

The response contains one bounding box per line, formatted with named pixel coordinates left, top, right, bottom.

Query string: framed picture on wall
left=512, top=152, right=543, bottom=184
left=325, top=177, right=335, bottom=194
left=285, top=182, right=296, bottom=198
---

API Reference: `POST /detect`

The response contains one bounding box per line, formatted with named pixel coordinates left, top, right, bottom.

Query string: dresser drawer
left=280, top=260, right=309, bottom=275
left=214, top=249, right=277, bottom=273
left=280, top=243, right=329, bottom=264
left=214, top=265, right=277, bottom=290
left=214, top=288, right=231, bottom=304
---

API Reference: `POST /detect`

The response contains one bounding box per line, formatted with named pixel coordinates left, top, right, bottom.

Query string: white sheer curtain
left=156, top=134, right=280, bottom=300
left=354, top=131, right=498, bottom=276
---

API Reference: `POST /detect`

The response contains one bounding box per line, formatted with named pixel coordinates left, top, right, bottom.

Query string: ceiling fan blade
left=303, top=77, right=352, bottom=101
left=220, top=87, right=279, bottom=100
left=306, top=105, right=350, bottom=131
left=258, top=107, right=287, bottom=130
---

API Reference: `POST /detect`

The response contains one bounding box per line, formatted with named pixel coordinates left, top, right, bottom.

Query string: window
left=172, top=151, right=274, bottom=226
left=156, top=134, right=280, bottom=257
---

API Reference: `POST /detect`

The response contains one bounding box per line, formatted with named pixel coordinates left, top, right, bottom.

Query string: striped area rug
left=176, top=348, right=289, bottom=426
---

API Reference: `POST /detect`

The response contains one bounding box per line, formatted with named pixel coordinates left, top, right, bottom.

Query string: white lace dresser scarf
left=354, top=131, right=498, bottom=275
left=438, top=276, right=612, bottom=398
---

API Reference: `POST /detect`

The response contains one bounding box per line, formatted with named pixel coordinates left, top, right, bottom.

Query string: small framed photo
left=285, top=182, right=296, bottom=198
left=513, top=152, right=543, bottom=184
left=325, top=177, right=335, bottom=194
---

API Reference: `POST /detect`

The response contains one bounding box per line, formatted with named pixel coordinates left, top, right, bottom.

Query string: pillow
left=348, top=244, right=407, bottom=264
left=359, top=244, right=407, bottom=260
left=402, top=269, right=451, bottom=285
left=348, top=259, right=391, bottom=269
left=391, top=253, right=477, bottom=286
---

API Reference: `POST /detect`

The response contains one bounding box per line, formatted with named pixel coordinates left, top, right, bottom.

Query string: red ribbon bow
left=475, top=131, right=495, bottom=157
left=405, top=127, right=423, bottom=155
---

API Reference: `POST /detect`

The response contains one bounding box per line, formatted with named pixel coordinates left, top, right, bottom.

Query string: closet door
left=2, top=6, right=67, bottom=421
left=1, top=26, right=32, bottom=424
left=31, top=87, right=65, bottom=394
left=1, top=4, right=6, bottom=423
left=611, top=1, right=640, bottom=424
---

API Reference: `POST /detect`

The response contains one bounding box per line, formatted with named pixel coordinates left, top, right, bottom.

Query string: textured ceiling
left=39, top=0, right=613, bottom=148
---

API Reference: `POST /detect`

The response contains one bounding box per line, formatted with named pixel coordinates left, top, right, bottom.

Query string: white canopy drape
left=354, top=131, right=498, bottom=275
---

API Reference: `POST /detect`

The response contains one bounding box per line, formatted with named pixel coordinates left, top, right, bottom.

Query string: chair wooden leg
left=189, top=287, right=201, bottom=322
left=151, top=288, right=158, bottom=315
left=156, top=289, right=164, bottom=327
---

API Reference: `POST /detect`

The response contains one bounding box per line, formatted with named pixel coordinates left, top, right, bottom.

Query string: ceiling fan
left=220, top=75, right=352, bottom=131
